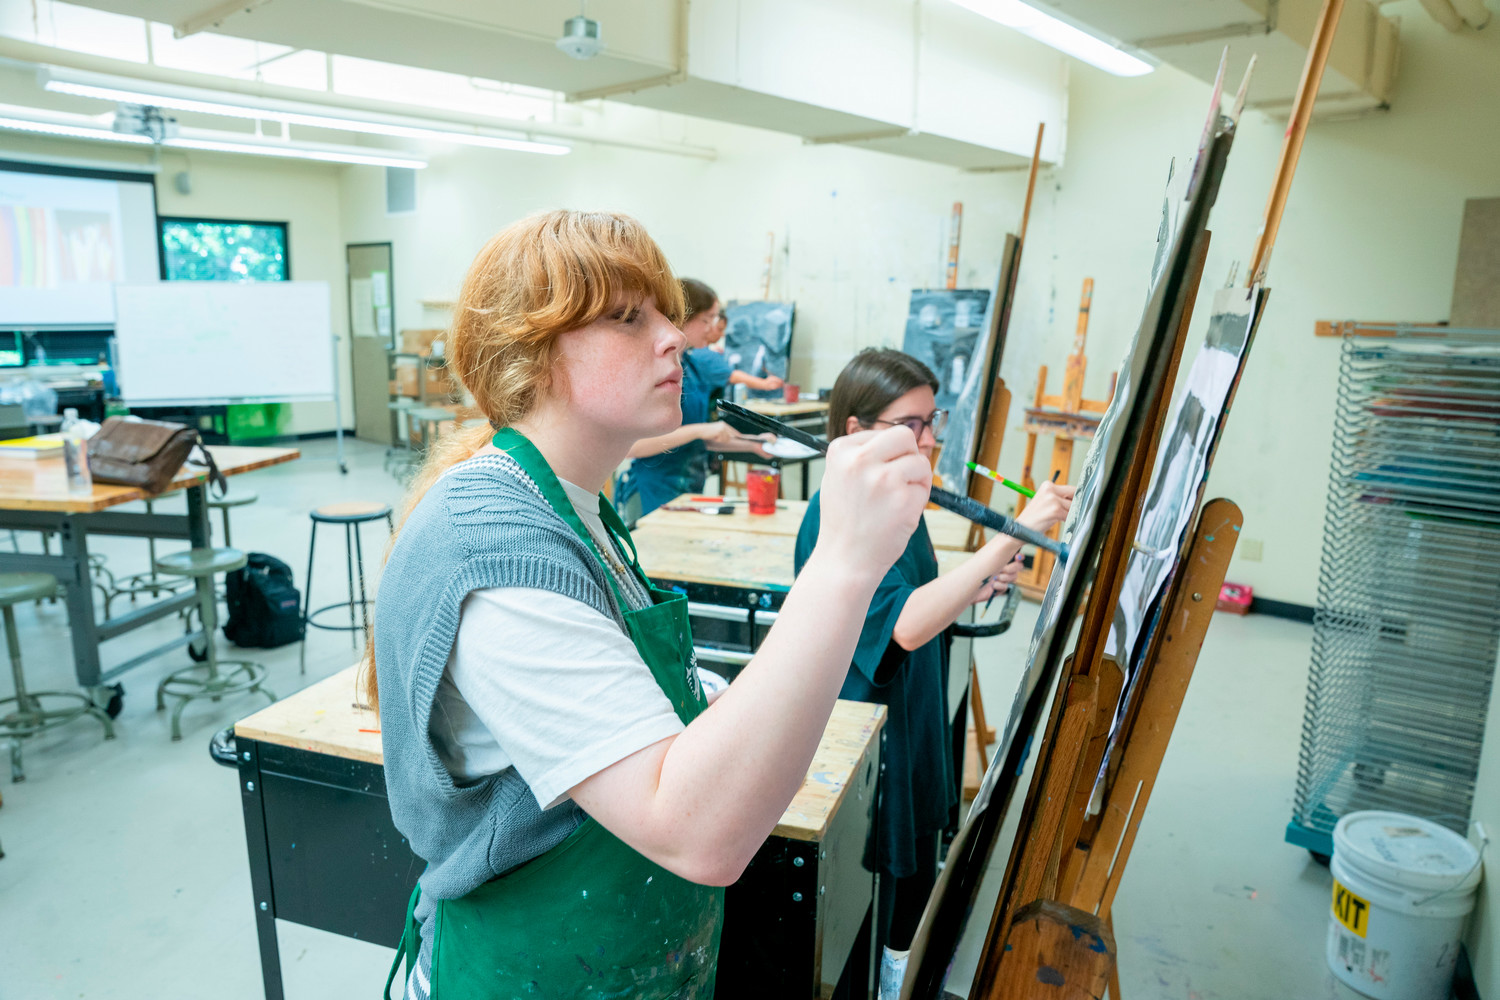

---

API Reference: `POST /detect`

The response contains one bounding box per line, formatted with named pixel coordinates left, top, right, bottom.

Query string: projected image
left=0, top=164, right=159, bottom=328
left=1, top=200, right=123, bottom=288
left=161, top=219, right=288, bottom=282
left=0, top=205, right=51, bottom=287
left=57, top=210, right=119, bottom=283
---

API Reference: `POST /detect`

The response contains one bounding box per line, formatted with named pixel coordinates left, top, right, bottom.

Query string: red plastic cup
left=747, top=466, right=780, bottom=515
left=783, top=383, right=800, bottom=404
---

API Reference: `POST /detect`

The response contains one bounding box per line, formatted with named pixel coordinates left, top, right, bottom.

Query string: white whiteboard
left=113, top=281, right=334, bottom=406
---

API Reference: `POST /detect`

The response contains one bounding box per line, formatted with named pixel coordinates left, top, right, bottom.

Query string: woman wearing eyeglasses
left=792, top=348, right=1074, bottom=973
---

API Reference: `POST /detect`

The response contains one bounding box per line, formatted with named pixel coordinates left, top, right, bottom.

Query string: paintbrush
left=967, top=460, right=1034, bottom=498
left=717, top=401, right=1069, bottom=559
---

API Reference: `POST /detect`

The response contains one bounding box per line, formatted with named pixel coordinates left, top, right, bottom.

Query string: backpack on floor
left=224, top=553, right=305, bottom=649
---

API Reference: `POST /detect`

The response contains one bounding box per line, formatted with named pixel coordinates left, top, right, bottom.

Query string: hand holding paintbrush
left=716, top=401, right=1071, bottom=558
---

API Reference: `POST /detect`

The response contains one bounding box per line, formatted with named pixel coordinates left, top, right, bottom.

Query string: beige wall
left=336, top=112, right=1028, bottom=377
left=0, top=131, right=351, bottom=436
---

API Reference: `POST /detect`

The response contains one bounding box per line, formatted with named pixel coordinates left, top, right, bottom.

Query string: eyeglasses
left=867, top=409, right=948, bottom=439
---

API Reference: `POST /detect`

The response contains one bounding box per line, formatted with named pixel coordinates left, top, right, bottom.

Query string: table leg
left=237, top=738, right=287, bottom=1000
left=802, top=460, right=810, bottom=501
left=185, top=486, right=212, bottom=548
left=55, top=517, right=104, bottom=695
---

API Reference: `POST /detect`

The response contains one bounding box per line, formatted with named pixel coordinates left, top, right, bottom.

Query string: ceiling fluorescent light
left=44, top=71, right=570, bottom=155
left=165, top=136, right=428, bottom=169
left=0, top=114, right=152, bottom=144
left=947, top=0, right=1153, bottom=77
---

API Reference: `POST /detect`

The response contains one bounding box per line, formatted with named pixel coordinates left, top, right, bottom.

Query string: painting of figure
left=723, top=300, right=794, bottom=400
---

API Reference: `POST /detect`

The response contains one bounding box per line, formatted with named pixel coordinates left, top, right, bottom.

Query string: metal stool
left=0, top=573, right=115, bottom=780
left=107, top=493, right=191, bottom=616
left=207, top=490, right=258, bottom=548
left=301, top=502, right=394, bottom=674
left=152, top=548, right=275, bottom=741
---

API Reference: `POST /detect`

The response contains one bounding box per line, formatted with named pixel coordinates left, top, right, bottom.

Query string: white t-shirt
left=430, top=475, right=680, bottom=810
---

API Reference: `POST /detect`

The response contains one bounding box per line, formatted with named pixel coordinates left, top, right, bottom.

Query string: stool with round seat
left=301, top=502, right=393, bottom=675
left=0, top=572, right=114, bottom=780
left=153, top=547, right=275, bottom=742
left=106, top=492, right=191, bottom=617
left=207, top=490, right=258, bottom=548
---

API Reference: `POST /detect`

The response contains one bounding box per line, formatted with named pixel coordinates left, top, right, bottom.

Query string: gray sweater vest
left=374, top=453, right=631, bottom=904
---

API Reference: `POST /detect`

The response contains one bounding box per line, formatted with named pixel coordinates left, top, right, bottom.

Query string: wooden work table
left=229, top=667, right=886, bottom=999
left=0, top=445, right=299, bottom=513
left=0, top=445, right=300, bottom=694
left=235, top=666, right=884, bottom=842
left=643, top=496, right=978, bottom=552
left=634, top=498, right=972, bottom=604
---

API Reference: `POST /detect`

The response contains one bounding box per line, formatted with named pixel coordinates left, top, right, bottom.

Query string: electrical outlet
left=1239, top=538, right=1263, bottom=562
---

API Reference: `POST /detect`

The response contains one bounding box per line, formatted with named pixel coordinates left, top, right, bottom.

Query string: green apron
left=385, top=428, right=723, bottom=999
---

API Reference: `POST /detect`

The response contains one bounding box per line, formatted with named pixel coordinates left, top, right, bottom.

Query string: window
left=159, top=217, right=289, bottom=282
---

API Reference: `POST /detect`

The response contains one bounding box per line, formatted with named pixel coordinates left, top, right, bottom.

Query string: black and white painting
left=900, top=289, right=991, bottom=421
left=1088, top=283, right=1266, bottom=801
left=723, top=300, right=794, bottom=400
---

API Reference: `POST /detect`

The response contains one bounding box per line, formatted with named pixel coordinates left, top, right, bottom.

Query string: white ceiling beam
left=174, top=0, right=273, bottom=40
left=0, top=36, right=716, bottom=159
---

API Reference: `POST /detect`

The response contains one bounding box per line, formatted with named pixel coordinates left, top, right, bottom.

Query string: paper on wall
left=350, top=279, right=377, bottom=337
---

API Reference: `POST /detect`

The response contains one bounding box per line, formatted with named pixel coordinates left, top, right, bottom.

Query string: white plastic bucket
left=1326, top=811, right=1483, bottom=1000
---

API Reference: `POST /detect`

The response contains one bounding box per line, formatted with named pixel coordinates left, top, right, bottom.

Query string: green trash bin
left=226, top=403, right=290, bottom=442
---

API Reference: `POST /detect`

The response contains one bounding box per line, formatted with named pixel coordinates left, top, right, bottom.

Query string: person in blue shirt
left=793, top=348, right=1074, bottom=976
left=618, top=279, right=780, bottom=520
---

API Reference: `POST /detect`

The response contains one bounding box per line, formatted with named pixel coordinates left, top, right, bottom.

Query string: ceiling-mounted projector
left=556, top=13, right=603, bottom=59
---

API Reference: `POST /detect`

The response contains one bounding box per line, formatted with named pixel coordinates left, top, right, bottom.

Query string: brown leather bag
left=87, top=417, right=227, bottom=496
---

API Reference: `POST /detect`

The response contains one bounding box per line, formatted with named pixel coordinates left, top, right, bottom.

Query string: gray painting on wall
left=723, top=300, right=795, bottom=400
left=900, top=289, right=991, bottom=425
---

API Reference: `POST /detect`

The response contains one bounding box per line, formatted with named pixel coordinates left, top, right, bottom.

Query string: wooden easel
left=1014, top=278, right=1117, bottom=600
left=971, top=1, right=1345, bottom=993
left=974, top=223, right=1217, bottom=998
left=960, top=124, right=1044, bottom=787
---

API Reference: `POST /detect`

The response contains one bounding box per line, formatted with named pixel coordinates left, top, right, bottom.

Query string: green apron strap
left=595, top=492, right=652, bottom=590
left=383, top=882, right=423, bottom=1000
left=491, top=427, right=636, bottom=611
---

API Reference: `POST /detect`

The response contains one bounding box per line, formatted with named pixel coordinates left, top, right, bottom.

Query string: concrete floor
left=0, top=438, right=1366, bottom=999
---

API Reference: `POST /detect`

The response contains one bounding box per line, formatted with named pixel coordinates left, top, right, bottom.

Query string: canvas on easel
left=723, top=300, right=795, bottom=399
left=897, top=119, right=1238, bottom=1000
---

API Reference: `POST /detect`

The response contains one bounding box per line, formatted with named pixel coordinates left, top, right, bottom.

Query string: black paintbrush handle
left=929, top=486, right=1067, bottom=557
left=716, top=401, right=828, bottom=453
left=717, top=402, right=1068, bottom=559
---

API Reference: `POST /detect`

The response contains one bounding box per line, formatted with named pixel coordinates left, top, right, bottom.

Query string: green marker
left=967, top=460, right=1035, bottom=499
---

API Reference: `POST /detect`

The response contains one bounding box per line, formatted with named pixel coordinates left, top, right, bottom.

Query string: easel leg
left=989, top=899, right=1115, bottom=1000
left=1105, top=912, right=1122, bottom=1000
left=971, top=663, right=991, bottom=771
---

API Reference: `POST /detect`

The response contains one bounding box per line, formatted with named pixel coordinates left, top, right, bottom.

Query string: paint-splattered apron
left=384, top=427, right=722, bottom=999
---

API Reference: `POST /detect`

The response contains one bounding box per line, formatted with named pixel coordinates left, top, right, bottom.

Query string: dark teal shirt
left=794, top=492, right=957, bottom=878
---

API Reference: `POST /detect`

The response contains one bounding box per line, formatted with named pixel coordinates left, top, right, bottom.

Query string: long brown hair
left=359, top=210, right=683, bottom=709
left=826, top=348, right=939, bottom=440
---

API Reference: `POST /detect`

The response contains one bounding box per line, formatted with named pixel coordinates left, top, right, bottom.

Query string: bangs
left=519, top=211, right=684, bottom=339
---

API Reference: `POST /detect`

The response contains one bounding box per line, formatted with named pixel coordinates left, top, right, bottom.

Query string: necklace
left=592, top=529, right=631, bottom=578
left=600, top=544, right=630, bottom=577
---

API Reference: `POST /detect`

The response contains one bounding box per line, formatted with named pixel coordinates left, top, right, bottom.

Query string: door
left=348, top=242, right=395, bottom=445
